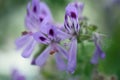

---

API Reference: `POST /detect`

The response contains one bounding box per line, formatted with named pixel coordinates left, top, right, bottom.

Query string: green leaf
left=88, top=24, right=98, bottom=31
left=79, top=34, right=91, bottom=41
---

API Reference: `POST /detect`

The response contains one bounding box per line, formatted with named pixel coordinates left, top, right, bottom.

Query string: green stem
left=34, top=44, right=47, bottom=58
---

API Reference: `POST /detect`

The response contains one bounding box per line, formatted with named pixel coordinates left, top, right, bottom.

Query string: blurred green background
left=0, top=0, right=120, bottom=80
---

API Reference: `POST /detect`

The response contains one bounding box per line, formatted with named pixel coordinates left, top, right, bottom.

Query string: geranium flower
left=91, top=33, right=106, bottom=64
left=33, top=23, right=69, bottom=70
left=64, top=2, right=84, bottom=73
left=15, top=0, right=52, bottom=58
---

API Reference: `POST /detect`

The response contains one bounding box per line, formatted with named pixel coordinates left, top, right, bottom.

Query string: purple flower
left=11, top=69, right=26, bottom=80
left=64, top=2, right=84, bottom=73
left=15, top=0, right=53, bottom=58
left=91, top=33, right=106, bottom=64
left=33, top=24, right=69, bottom=70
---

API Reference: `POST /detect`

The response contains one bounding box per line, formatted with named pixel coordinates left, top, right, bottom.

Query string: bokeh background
left=0, top=0, right=120, bottom=80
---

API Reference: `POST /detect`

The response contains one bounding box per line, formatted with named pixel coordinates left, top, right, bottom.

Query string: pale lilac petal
left=35, top=45, right=51, bottom=66
left=91, top=44, right=105, bottom=64
left=25, top=7, right=40, bottom=32
left=46, top=24, right=57, bottom=40
left=37, top=14, right=49, bottom=26
left=67, top=39, right=77, bottom=74
left=94, top=33, right=106, bottom=59
left=39, top=22, right=48, bottom=34
left=12, top=69, right=26, bottom=80
left=25, top=3, right=36, bottom=31
left=57, top=29, right=71, bottom=40
left=31, top=0, right=40, bottom=14
left=64, top=19, right=71, bottom=33
left=33, top=32, right=50, bottom=45
left=91, top=34, right=106, bottom=64
left=55, top=53, right=67, bottom=71
left=74, top=21, right=80, bottom=33
left=91, top=48, right=99, bottom=64
left=22, top=40, right=36, bottom=58
left=74, top=2, right=84, bottom=14
left=48, top=26, right=56, bottom=37
left=25, top=14, right=40, bottom=33
left=26, top=2, right=31, bottom=17
left=16, top=76, right=26, bottom=80
left=15, top=34, right=30, bottom=49
left=56, top=44, right=68, bottom=59
left=25, top=1, right=41, bottom=32
left=33, top=13, right=51, bottom=32
left=78, top=2, right=84, bottom=20
left=100, top=52, right=106, bottom=59
left=40, top=2, right=53, bottom=21
left=25, top=11, right=38, bottom=32
left=96, top=43, right=106, bottom=59
left=65, top=3, right=78, bottom=19
left=39, top=21, right=54, bottom=34
left=68, top=2, right=84, bottom=20
left=25, top=15, right=35, bottom=31
left=12, top=69, right=19, bottom=80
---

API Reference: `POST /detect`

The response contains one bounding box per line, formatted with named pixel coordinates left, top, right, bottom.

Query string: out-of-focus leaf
left=79, top=34, right=91, bottom=41
left=88, top=24, right=98, bottom=31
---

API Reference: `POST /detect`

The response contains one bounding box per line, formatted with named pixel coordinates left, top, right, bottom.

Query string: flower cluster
left=15, top=0, right=105, bottom=74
